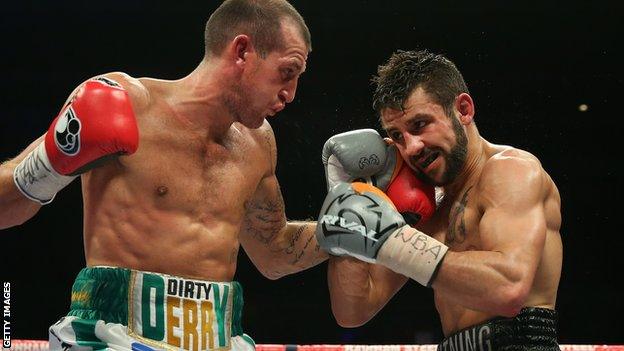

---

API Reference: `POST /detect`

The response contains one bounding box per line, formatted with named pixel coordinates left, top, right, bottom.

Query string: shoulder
left=476, top=147, right=547, bottom=208
left=483, top=147, right=544, bottom=184
left=82, top=72, right=151, bottom=114
left=250, top=120, right=276, bottom=150
left=246, top=120, right=277, bottom=172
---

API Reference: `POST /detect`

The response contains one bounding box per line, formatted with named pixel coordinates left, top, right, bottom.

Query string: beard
left=419, top=114, right=468, bottom=186
left=222, top=81, right=265, bottom=129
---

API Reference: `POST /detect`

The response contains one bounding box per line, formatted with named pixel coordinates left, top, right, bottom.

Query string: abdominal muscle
left=84, top=206, right=241, bottom=282
left=79, top=153, right=257, bottom=282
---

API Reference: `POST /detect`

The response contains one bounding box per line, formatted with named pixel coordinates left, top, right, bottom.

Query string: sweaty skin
left=0, top=20, right=326, bottom=282
left=83, top=75, right=280, bottom=281
left=328, top=87, right=562, bottom=336
left=426, top=145, right=561, bottom=334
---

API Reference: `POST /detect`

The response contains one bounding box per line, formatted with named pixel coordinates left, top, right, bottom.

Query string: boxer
left=316, top=49, right=562, bottom=350
left=0, top=1, right=328, bottom=350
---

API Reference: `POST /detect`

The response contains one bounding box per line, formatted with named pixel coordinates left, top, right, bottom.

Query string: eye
left=389, top=131, right=403, bottom=142
left=411, top=120, right=427, bottom=132
left=281, top=68, right=296, bottom=81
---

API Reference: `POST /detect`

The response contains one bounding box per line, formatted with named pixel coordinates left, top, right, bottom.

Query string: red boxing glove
left=14, top=77, right=139, bottom=204
left=45, top=77, right=139, bottom=175
left=386, top=163, right=436, bottom=226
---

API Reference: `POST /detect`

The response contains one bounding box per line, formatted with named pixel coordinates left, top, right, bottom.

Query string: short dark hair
left=204, top=0, right=311, bottom=58
left=372, top=50, right=469, bottom=117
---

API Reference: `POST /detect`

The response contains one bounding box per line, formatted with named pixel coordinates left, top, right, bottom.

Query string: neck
left=444, top=127, right=489, bottom=198
left=169, top=58, right=236, bottom=140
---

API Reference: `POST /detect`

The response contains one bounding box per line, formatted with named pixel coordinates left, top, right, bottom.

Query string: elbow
left=330, top=296, right=375, bottom=328
left=495, top=282, right=530, bottom=317
left=262, top=271, right=285, bottom=281
left=254, top=259, right=292, bottom=280
left=332, top=309, right=372, bottom=328
left=0, top=212, right=32, bottom=229
left=257, top=266, right=287, bottom=280
left=0, top=200, right=40, bottom=229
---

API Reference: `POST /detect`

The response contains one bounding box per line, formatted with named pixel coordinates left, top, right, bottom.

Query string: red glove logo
left=54, top=107, right=82, bottom=156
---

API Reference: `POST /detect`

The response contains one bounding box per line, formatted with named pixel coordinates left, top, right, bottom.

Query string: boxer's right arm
left=1, top=75, right=140, bottom=229
left=0, top=136, right=46, bottom=229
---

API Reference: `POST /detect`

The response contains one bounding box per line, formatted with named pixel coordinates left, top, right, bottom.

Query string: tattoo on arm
left=243, top=194, right=286, bottom=245
left=447, top=186, right=473, bottom=245
left=269, top=222, right=324, bottom=268
left=282, top=224, right=321, bottom=265
left=284, top=224, right=307, bottom=254
left=289, top=230, right=321, bottom=265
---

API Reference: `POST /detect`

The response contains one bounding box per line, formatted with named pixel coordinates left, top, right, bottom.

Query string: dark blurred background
left=1, top=0, right=623, bottom=345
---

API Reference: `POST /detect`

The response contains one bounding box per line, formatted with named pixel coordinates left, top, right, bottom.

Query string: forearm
left=0, top=138, right=45, bottom=229
left=328, top=256, right=409, bottom=327
left=373, top=225, right=528, bottom=316
left=265, top=221, right=328, bottom=278
left=241, top=218, right=328, bottom=279
left=432, top=250, right=529, bottom=316
left=328, top=257, right=376, bottom=327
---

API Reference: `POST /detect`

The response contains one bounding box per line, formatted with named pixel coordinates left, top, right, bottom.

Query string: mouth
left=415, top=151, right=440, bottom=171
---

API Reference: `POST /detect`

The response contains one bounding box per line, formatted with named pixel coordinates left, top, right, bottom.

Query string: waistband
left=68, top=266, right=244, bottom=350
left=437, top=307, right=559, bottom=351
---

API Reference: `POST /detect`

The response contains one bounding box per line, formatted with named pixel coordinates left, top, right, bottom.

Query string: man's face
left=381, top=87, right=468, bottom=186
left=227, top=21, right=308, bottom=129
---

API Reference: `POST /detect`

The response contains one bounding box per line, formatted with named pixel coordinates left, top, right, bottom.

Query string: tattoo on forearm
left=243, top=196, right=285, bottom=244
left=447, top=186, right=473, bottom=245
left=283, top=224, right=307, bottom=254
left=290, top=229, right=316, bottom=265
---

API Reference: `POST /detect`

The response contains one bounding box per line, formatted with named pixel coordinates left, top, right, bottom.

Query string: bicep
left=240, top=174, right=286, bottom=247
left=478, top=159, right=548, bottom=277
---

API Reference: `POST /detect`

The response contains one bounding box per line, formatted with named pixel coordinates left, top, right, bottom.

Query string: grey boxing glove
left=316, top=182, right=406, bottom=262
left=322, top=129, right=401, bottom=191
left=316, top=182, right=449, bottom=286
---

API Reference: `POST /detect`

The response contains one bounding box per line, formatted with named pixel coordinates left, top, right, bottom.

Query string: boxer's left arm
left=239, top=123, right=328, bottom=279
left=431, top=156, right=552, bottom=317
left=328, top=256, right=408, bottom=327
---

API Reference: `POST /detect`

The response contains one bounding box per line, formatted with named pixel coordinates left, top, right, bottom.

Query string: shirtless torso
left=422, top=144, right=562, bottom=334
left=80, top=73, right=278, bottom=281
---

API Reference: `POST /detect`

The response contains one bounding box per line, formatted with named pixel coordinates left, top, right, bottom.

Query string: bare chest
left=122, top=123, right=268, bottom=220
left=427, top=185, right=483, bottom=252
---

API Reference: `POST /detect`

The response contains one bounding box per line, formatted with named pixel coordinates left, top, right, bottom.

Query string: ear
left=229, top=34, right=255, bottom=68
left=455, top=93, right=475, bottom=125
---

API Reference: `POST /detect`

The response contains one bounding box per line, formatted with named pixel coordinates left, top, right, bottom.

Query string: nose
left=403, top=133, right=425, bottom=157
left=278, top=79, right=298, bottom=104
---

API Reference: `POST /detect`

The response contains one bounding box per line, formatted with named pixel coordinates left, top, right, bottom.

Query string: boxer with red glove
left=13, top=77, right=139, bottom=204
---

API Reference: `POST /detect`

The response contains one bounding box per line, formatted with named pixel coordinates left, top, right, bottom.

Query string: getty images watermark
left=2, top=282, right=10, bottom=349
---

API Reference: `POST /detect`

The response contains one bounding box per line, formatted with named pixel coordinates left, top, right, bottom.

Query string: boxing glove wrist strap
left=377, top=225, right=449, bottom=287
left=13, top=143, right=77, bottom=204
